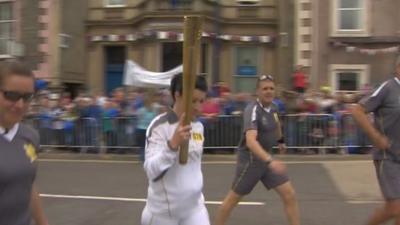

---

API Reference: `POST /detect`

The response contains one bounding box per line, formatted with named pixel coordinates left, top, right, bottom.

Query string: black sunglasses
left=258, top=75, right=274, bottom=81
left=1, top=90, right=35, bottom=102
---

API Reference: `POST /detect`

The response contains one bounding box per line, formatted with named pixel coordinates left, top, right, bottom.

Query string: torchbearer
left=141, top=16, right=211, bottom=225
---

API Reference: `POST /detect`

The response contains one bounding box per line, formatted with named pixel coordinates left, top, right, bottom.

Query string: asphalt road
left=35, top=154, right=383, bottom=225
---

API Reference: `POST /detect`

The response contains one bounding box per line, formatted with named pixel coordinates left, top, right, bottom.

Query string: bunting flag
left=88, top=31, right=274, bottom=44
left=332, top=41, right=400, bottom=55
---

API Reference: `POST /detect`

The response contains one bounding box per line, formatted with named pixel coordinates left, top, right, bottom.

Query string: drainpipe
left=212, top=0, right=221, bottom=83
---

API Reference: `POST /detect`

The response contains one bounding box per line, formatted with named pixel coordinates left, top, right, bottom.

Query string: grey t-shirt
left=0, top=124, right=39, bottom=225
left=360, top=77, right=400, bottom=161
left=237, top=100, right=280, bottom=159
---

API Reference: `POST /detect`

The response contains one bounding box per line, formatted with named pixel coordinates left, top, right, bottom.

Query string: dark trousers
left=136, top=129, right=147, bottom=162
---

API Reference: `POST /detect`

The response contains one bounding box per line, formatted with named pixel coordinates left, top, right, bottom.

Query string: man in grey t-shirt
left=0, top=61, right=48, bottom=225
left=215, top=75, right=300, bottom=225
left=351, top=56, right=400, bottom=225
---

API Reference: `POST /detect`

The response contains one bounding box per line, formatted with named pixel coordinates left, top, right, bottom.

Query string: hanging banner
left=123, top=60, right=182, bottom=88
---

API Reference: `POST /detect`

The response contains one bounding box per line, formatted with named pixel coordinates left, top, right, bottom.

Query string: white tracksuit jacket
left=143, top=110, right=205, bottom=218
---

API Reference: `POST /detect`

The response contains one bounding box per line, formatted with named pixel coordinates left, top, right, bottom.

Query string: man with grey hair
left=350, top=55, right=400, bottom=225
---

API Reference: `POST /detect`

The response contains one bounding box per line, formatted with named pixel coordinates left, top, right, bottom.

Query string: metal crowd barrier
left=201, top=115, right=243, bottom=149
left=25, top=116, right=137, bottom=153
left=284, top=113, right=372, bottom=153
left=24, top=113, right=372, bottom=154
left=283, top=114, right=337, bottom=152
left=336, top=113, right=372, bottom=152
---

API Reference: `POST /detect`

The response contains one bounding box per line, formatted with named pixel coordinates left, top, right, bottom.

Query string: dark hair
left=395, top=55, right=400, bottom=68
left=170, top=74, right=208, bottom=102
left=0, top=60, right=34, bottom=88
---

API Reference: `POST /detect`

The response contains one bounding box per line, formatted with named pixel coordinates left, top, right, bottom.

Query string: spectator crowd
left=25, top=78, right=374, bottom=154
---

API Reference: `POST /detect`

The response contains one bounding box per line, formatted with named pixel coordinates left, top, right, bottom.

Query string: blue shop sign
left=237, top=66, right=257, bottom=76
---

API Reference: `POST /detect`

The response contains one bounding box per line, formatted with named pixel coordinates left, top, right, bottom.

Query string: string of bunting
left=88, top=31, right=274, bottom=43
left=332, top=41, right=400, bottom=55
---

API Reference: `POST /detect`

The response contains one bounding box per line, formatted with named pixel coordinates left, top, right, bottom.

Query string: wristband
left=277, top=137, right=285, bottom=144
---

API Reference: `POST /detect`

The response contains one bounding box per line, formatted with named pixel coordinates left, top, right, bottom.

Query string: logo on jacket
left=274, top=113, right=279, bottom=123
left=192, top=132, right=203, bottom=141
left=24, top=144, right=37, bottom=162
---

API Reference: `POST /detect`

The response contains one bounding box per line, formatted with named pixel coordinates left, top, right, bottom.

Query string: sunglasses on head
left=258, top=75, right=274, bottom=81
left=1, top=90, right=35, bottom=102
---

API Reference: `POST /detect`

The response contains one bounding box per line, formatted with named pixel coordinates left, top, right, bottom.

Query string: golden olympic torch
left=180, top=16, right=203, bottom=164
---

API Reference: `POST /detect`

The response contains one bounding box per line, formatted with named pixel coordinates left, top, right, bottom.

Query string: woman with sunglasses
left=0, top=60, right=48, bottom=225
left=215, top=75, right=301, bottom=225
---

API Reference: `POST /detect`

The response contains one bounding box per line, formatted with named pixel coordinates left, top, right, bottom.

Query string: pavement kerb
left=38, top=151, right=372, bottom=162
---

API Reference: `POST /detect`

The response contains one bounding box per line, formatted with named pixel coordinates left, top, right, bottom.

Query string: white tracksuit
left=141, top=111, right=209, bottom=225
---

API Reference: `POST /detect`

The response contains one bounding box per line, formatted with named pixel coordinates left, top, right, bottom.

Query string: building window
left=338, top=0, right=362, bottom=30
left=104, top=0, right=126, bottom=7
left=169, top=0, right=193, bottom=8
left=161, top=42, right=207, bottom=75
left=330, top=64, right=370, bottom=92
left=236, top=0, right=260, bottom=6
left=331, top=0, right=369, bottom=37
left=200, top=43, right=208, bottom=75
left=233, top=46, right=260, bottom=92
left=59, top=34, right=71, bottom=48
left=0, top=2, right=14, bottom=56
left=162, top=42, right=183, bottom=71
left=337, top=72, right=358, bottom=91
left=235, top=46, right=258, bottom=76
left=105, top=46, right=126, bottom=95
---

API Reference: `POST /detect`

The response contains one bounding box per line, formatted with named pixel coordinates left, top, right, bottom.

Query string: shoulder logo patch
left=274, top=113, right=279, bottom=123
left=192, top=132, right=203, bottom=141
left=24, top=144, right=37, bottom=162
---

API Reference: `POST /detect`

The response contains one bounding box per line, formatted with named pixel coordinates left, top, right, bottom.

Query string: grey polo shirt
left=237, top=100, right=280, bottom=158
left=360, top=76, right=400, bottom=161
left=0, top=123, right=39, bottom=225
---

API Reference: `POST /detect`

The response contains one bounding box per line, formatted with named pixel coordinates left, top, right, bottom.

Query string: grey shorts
left=374, top=160, right=400, bottom=200
left=232, top=152, right=289, bottom=196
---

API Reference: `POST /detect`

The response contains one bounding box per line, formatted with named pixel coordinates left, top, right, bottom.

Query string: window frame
left=0, top=1, right=15, bottom=58
left=104, top=0, right=126, bottom=8
left=329, top=64, right=370, bottom=93
left=232, top=45, right=264, bottom=92
left=233, top=45, right=261, bottom=77
left=331, top=0, right=370, bottom=37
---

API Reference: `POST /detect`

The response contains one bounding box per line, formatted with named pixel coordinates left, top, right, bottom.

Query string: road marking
left=40, top=194, right=146, bottom=202
left=40, top=194, right=265, bottom=206
left=205, top=201, right=264, bottom=205
left=38, top=159, right=139, bottom=164
left=204, top=160, right=372, bottom=165
left=347, top=200, right=383, bottom=204
left=40, top=194, right=382, bottom=205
